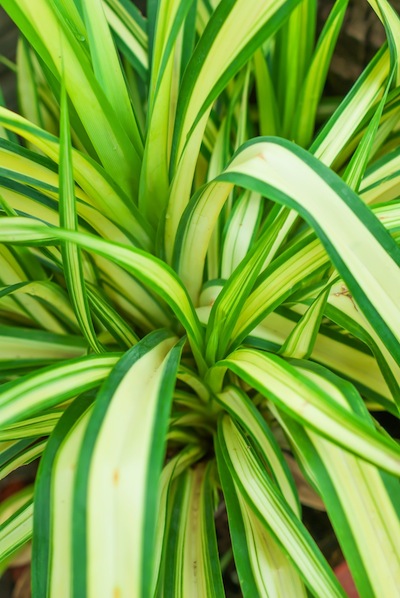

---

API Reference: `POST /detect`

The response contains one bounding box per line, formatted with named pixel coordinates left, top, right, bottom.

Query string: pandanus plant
left=0, top=0, right=399, bottom=596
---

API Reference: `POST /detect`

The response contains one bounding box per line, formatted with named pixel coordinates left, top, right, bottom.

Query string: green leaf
left=274, top=0, right=317, bottom=138
left=0, top=217, right=206, bottom=371
left=165, top=0, right=301, bottom=260
left=139, top=0, right=196, bottom=227
left=273, top=360, right=400, bottom=596
left=0, top=439, right=46, bottom=478
left=0, top=353, right=119, bottom=429
left=279, top=279, right=333, bottom=359
left=311, top=46, right=389, bottom=167
left=0, top=245, right=68, bottom=334
left=172, top=0, right=300, bottom=165
left=343, top=68, right=395, bottom=191
left=290, top=0, right=348, bottom=146
left=0, top=415, right=60, bottom=442
left=217, top=415, right=345, bottom=597
left=368, top=0, right=400, bottom=85
left=2, top=0, right=142, bottom=197
left=163, top=463, right=225, bottom=598
left=32, top=393, right=94, bottom=598
left=16, top=37, right=45, bottom=131
left=152, top=445, right=205, bottom=594
left=216, top=138, right=400, bottom=364
left=246, top=309, right=396, bottom=410
left=208, top=348, right=400, bottom=475
left=73, top=331, right=183, bottom=598
left=0, top=107, right=152, bottom=249
left=204, top=206, right=292, bottom=363
left=220, top=190, right=263, bottom=278
left=85, top=283, right=139, bottom=349
left=75, top=0, right=143, bottom=157
left=103, top=0, right=148, bottom=81
left=0, top=281, right=80, bottom=334
left=360, top=148, right=400, bottom=205
left=0, top=486, right=33, bottom=566
left=326, top=279, right=400, bottom=408
left=59, top=79, right=102, bottom=353
left=216, top=385, right=300, bottom=515
left=0, top=325, right=86, bottom=366
left=253, top=49, right=279, bottom=136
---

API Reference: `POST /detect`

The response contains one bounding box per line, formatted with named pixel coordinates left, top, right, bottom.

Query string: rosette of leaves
left=0, top=0, right=399, bottom=596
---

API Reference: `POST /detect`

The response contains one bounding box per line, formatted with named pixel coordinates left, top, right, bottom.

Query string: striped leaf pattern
left=0, top=1, right=399, bottom=596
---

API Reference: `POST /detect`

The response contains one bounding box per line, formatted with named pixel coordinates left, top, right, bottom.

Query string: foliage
left=0, top=0, right=399, bottom=596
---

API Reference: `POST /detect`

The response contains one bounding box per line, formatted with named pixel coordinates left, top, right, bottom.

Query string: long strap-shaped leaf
left=0, top=486, right=33, bottom=567
left=74, top=0, right=143, bottom=156
left=178, top=137, right=400, bottom=364
left=216, top=385, right=300, bottom=515
left=0, top=107, right=152, bottom=249
left=0, top=143, right=139, bottom=247
left=343, top=67, right=394, bottom=192
left=310, top=46, right=390, bottom=166
left=207, top=348, right=400, bottom=476
left=0, top=415, right=59, bottom=442
left=326, top=281, right=400, bottom=408
left=152, top=445, right=206, bottom=595
left=360, top=148, right=400, bottom=205
left=0, top=218, right=206, bottom=371
left=103, top=0, right=148, bottom=81
left=0, top=279, right=79, bottom=335
left=0, top=245, right=67, bottom=334
left=204, top=206, right=291, bottom=363
left=368, top=0, right=400, bottom=85
left=95, top=257, right=174, bottom=331
left=292, top=426, right=400, bottom=597
left=1, top=271, right=138, bottom=353
left=216, top=439, right=307, bottom=598
left=163, top=463, right=225, bottom=597
left=0, top=439, right=47, bottom=479
left=216, top=415, right=346, bottom=598
left=279, top=279, right=333, bottom=360
left=290, top=0, right=348, bottom=147
left=72, top=330, right=183, bottom=598
left=198, top=292, right=397, bottom=410
left=2, top=0, right=141, bottom=197
left=246, top=310, right=396, bottom=410
left=16, top=36, right=45, bottom=131
left=59, top=81, right=102, bottom=353
left=139, top=0, right=195, bottom=226
left=273, top=360, right=400, bottom=596
left=165, top=0, right=301, bottom=260
left=0, top=353, right=119, bottom=429
left=85, top=283, right=139, bottom=349
left=171, top=0, right=300, bottom=165
left=32, top=394, right=94, bottom=598
left=274, top=0, right=317, bottom=139
left=220, top=190, right=263, bottom=278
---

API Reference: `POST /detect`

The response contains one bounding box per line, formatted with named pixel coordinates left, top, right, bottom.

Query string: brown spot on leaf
left=334, top=285, right=358, bottom=311
left=113, top=470, right=119, bottom=486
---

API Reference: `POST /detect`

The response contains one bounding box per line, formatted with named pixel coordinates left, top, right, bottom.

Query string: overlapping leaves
left=0, top=0, right=399, bottom=597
